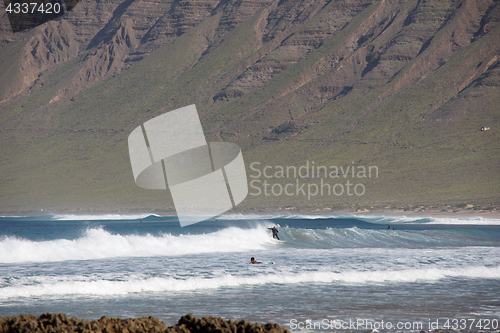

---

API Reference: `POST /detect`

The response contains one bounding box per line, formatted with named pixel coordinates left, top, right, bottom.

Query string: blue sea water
left=1, top=213, right=500, bottom=332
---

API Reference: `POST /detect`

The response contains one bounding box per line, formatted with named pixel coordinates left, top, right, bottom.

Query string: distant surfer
left=267, top=226, right=280, bottom=240
left=250, top=257, right=261, bottom=264
left=387, top=224, right=390, bottom=229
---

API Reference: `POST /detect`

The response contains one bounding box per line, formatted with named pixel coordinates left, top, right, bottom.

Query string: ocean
left=1, top=213, right=499, bottom=332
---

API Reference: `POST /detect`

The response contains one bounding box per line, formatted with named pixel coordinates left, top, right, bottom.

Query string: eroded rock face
left=0, top=0, right=499, bottom=211
left=49, top=18, right=139, bottom=103
left=4, top=0, right=500, bottom=100
left=2, top=0, right=498, bottom=103
left=0, top=313, right=290, bottom=333
left=0, top=0, right=274, bottom=102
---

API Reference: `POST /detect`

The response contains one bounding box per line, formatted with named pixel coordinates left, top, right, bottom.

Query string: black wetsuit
left=270, top=227, right=280, bottom=240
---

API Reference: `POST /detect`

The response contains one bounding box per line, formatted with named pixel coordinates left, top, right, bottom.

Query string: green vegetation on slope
left=0, top=0, right=499, bottom=213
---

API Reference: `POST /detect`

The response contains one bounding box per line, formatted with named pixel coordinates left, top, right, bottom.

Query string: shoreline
left=308, top=208, right=500, bottom=219
left=1, top=207, right=500, bottom=219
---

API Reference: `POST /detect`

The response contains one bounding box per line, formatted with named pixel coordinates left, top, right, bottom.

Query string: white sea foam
left=52, top=214, right=161, bottom=221
left=303, top=213, right=500, bottom=225
left=422, top=216, right=500, bottom=225
left=0, top=227, right=274, bottom=263
left=347, top=214, right=500, bottom=225
left=219, top=213, right=289, bottom=220
left=221, top=213, right=500, bottom=225
left=219, top=212, right=333, bottom=220
left=2, top=266, right=499, bottom=299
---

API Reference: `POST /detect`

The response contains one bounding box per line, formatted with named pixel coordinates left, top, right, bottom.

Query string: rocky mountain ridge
left=0, top=0, right=498, bottom=212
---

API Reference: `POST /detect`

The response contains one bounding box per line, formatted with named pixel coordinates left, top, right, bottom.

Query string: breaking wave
left=1, top=266, right=499, bottom=299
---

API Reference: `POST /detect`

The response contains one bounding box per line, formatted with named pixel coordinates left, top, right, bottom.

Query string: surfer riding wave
left=267, top=226, right=280, bottom=240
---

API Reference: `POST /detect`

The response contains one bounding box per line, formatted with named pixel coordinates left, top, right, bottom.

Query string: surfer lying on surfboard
left=250, top=257, right=275, bottom=265
left=250, top=257, right=261, bottom=264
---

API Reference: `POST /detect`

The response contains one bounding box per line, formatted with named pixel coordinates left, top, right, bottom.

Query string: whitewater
left=1, top=214, right=499, bottom=331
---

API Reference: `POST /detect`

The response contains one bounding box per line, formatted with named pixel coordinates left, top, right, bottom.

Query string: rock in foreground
left=0, top=313, right=290, bottom=333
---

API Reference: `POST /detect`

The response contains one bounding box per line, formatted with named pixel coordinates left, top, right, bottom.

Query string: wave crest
left=0, top=227, right=273, bottom=263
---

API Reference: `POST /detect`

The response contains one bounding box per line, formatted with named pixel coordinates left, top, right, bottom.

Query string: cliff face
left=0, top=0, right=272, bottom=102
left=0, top=0, right=499, bottom=212
left=2, top=0, right=498, bottom=106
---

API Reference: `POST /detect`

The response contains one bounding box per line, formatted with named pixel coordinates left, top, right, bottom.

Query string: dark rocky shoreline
left=0, top=313, right=492, bottom=333
left=0, top=313, right=290, bottom=333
